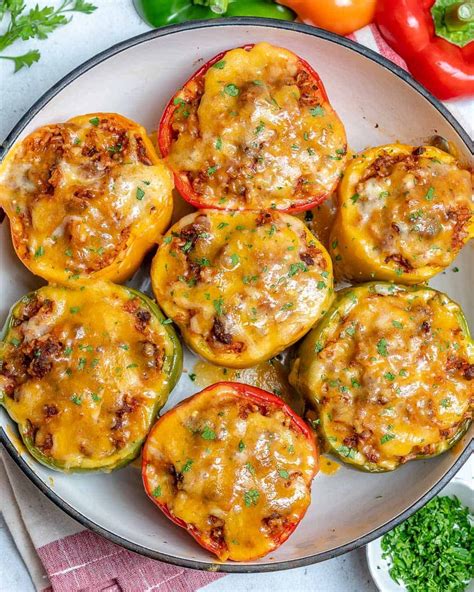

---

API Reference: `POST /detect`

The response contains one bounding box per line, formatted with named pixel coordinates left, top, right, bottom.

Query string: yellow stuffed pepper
left=330, top=144, right=473, bottom=284
left=0, top=113, right=173, bottom=284
left=151, top=210, right=333, bottom=368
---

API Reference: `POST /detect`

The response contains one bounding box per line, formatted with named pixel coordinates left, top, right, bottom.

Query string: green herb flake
left=151, top=485, right=162, bottom=497
left=350, top=193, right=360, bottom=204
left=215, top=137, right=222, bottom=150
left=9, top=337, right=21, bottom=347
left=238, top=440, right=245, bottom=452
left=278, top=469, right=290, bottom=479
left=337, top=445, right=356, bottom=459
left=392, top=320, right=403, bottom=329
left=213, top=60, right=226, bottom=69
left=70, top=394, right=82, bottom=405
left=224, top=83, right=239, bottom=97
left=89, top=117, right=100, bottom=126
left=34, top=246, right=45, bottom=258
left=136, top=187, right=145, bottom=200
left=384, top=372, right=396, bottom=381
left=161, top=318, right=173, bottom=325
left=181, top=458, right=193, bottom=472
left=424, top=186, right=435, bottom=201
left=201, top=426, right=216, bottom=440
left=213, top=297, right=224, bottom=316
left=380, top=433, right=396, bottom=444
left=310, top=106, right=325, bottom=117
left=207, top=165, right=218, bottom=176
left=244, top=488, right=260, bottom=507
left=246, top=462, right=256, bottom=475
left=377, top=338, right=389, bottom=357
left=69, top=306, right=80, bottom=314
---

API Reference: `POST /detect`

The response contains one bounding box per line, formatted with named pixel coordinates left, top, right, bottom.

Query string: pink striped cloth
left=1, top=23, right=469, bottom=592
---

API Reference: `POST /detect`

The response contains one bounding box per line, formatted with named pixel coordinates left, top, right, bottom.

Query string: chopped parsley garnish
left=288, top=262, right=307, bottom=277
left=188, top=373, right=196, bottom=382
left=230, top=253, right=240, bottom=266
left=151, top=485, right=162, bottom=497
left=337, top=445, right=356, bottom=459
left=310, top=106, right=325, bottom=117
left=213, top=297, right=224, bottom=316
left=136, top=187, right=145, bottom=200
left=91, top=393, right=101, bottom=402
left=9, top=337, right=21, bottom=347
left=201, top=426, right=216, bottom=440
left=238, top=440, right=245, bottom=452
left=181, top=240, right=193, bottom=253
left=317, top=281, right=326, bottom=290
left=377, top=338, right=389, bottom=356
left=281, top=302, right=294, bottom=311
left=70, top=394, right=82, bottom=405
left=278, top=469, right=290, bottom=479
left=34, top=245, right=45, bottom=258
left=314, top=341, right=324, bottom=353
left=224, top=83, right=239, bottom=97
left=440, top=398, right=451, bottom=408
left=351, top=378, right=361, bottom=388
left=69, top=306, right=80, bottom=314
left=161, top=318, right=173, bottom=325
left=215, top=137, right=222, bottom=150
left=381, top=495, right=473, bottom=592
left=384, top=372, right=396, bottom=381
left=381, top=433, right=396, bottom=444
left=207, top=165, right=218, bottom=176
left=331, top=239, right=338, bottom=250
left=181, top=458, right=194, bottom=472
left=65, top=248, right=73, bottom=257
left=217, top=222, right=229, bottom=230
left=246, top=462, right=256, bottom=475
left=424, top=186, right=435, bottom=201
left=255, top=120, right=265, bottom=134
left=392, top=320, right=403, bottom=329
left=213, top=60, right=226, bottom=69
left=350, top=193, right=360, bottom=204
left=89, top=117, right=100, bottom=126
left=244, top=488, right=260, bottom=507
left=126, top=363, right=138, bottom=369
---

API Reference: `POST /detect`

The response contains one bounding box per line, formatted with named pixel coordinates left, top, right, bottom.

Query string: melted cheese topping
left=151, top=210, right=333, bottom=367
left=291, top=284, right=473, bottom=471
left=143, top=383, right=317, bottom=561
left=167, top=42, right=346, bottom=210
left=0, top=283, right=179, bottom=471
left=0, top=113, right=173, bottom=283
left=331, top=145, right=473, bottom=282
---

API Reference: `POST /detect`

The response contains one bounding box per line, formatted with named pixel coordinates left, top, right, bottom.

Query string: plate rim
left=0, top=16, right=473, bottom=573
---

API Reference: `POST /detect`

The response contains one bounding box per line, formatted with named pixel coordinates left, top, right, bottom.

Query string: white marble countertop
left=0, top=2, right=471, bottom=591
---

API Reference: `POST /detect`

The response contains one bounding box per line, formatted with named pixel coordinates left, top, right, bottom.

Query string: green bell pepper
left=0, top=283, right=182, bottom=473
left=134, top=0, right=295, bottom=28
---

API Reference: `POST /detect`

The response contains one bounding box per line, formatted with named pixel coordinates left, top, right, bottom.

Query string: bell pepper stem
left=192, top=0, right=229, bottom=15
left=445, top=2, right=474, bottom=30
left=209, top=0, right=229, bottom=14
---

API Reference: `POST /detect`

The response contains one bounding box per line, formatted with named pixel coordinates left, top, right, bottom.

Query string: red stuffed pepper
left=142, top=381, right=318, bottom=561
left=158, top=42, right=347, bottom=212
left=376, top=0, right=474, bottom=100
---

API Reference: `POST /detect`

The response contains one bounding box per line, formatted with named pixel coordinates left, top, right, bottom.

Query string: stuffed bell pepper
left=159, top=42, right=347, bottom=212
left=151, top=210, right=333, bottom=368
left=142, top=381, right=318, bottom=561
left=290, top=282, right=473, bottom=472
left=330, top=144, right=473, bottom=284
left=0, top=113, right=174, bottom=284
left=0, top=282, right=182, bottom=472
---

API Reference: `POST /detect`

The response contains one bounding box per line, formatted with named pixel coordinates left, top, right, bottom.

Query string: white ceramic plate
left=1, top=18, right=473, bottom=572
left=366, top=468, right=474, bottom=592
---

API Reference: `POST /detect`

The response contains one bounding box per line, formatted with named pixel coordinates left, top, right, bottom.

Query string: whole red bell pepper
left=376, top=0, right=474, bottom=100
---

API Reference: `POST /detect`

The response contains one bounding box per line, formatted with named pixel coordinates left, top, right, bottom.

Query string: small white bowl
left=367, top=470, right=474, bottom=592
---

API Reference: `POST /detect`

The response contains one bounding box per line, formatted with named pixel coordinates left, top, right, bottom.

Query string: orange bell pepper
left=279, top=0, right=377, bottom=36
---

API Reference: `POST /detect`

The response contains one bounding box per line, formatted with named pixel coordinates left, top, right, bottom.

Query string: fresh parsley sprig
left=0, top=0, right=97, bottom=72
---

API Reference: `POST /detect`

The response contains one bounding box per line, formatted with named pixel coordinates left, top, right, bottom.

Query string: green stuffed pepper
left=290, top=282, right=473, bottom=472
left=0, top=282, right=182, bottom=472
